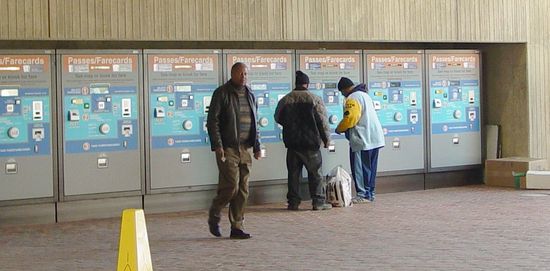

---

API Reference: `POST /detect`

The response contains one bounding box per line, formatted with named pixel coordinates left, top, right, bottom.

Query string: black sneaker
left=312, top=203, right=333, bottom=211
left=230, top=229, right=251, bottom=239
left=208, top=220, right=221, bottom=237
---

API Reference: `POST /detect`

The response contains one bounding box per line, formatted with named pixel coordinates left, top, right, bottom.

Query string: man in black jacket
left=206, top=62, right=261, bottom=239
left=274, top=71, right=332, bottom=211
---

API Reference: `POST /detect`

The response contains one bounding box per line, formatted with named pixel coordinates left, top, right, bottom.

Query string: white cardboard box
left=525, top=171, right=550, bottom=189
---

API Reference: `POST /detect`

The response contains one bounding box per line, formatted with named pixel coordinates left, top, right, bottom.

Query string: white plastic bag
left=326, top=166, right=353, bottom=207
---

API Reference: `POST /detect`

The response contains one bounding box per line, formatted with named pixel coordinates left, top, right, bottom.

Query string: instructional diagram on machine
left=367, top=53, right=424, bottom=139
left=62, top=54, right=139, bottom=154
left=0, top=54, right=51, bottom=157
left=148, top=53, right=219, bottom=149
left=226, top=53, right=293, bottom=143
left=429, top=54, right=480, bottom=135
left=299, top=52, right=362, bottom=140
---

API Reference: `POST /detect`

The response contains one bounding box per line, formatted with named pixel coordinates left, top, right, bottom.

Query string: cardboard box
left=525, top=171, right=550, bottom=189
left=485, top=157, right=547, bottom=188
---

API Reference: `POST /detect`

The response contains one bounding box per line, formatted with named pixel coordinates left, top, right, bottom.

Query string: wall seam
left=455, top=0, right=460, bottom=41
left=47, top=0, right=51, bottom=39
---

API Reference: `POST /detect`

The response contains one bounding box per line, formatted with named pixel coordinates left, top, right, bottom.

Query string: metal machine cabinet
left=364, top=50, right=426, bottom=175
left=426, top=50, right=482, bottom=171
left=144, top=49, right=222, bottom=191
left=295, top=50, right=363, bottom=174
left=57, top=50, right=144, bottom=199
left=0, top=50, right=56, bottom=203
left=223, top=50, right=294, bottom=181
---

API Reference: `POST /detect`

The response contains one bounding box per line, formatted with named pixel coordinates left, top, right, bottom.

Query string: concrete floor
left=2, top=185, right=550, bottom=270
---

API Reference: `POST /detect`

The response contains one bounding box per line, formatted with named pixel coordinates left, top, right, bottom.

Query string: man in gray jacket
left=206, top=62, right=261, bottom=239
left=274, top=71, right=332, bottom=211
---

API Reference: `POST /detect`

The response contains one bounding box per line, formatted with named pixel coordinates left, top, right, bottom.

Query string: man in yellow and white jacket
left=335, top=77, right=385, bottom=203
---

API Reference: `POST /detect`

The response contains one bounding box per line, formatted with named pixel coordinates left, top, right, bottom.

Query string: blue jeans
left=350, top=147, right=381, bottom=201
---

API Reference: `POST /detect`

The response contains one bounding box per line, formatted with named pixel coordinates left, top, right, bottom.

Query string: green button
left=168, top=101, right=174, bottom=106
left=84, top=103, right=90, bottom=109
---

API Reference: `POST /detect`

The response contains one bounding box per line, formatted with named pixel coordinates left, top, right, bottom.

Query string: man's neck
left=230, top=80, right=244, bottom=90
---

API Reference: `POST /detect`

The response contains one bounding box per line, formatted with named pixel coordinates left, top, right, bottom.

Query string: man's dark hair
left=231, top=62, right=246, bottom=74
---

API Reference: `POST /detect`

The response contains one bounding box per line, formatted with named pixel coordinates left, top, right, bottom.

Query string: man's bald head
left=230, top=62, right=248, bottom=87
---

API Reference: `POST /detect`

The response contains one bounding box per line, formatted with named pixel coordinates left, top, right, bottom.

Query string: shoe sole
left=230, top=235, right=252, bottom=239
left=312, top=206, right=332, bottom=211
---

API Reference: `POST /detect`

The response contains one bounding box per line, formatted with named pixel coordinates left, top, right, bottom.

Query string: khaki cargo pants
left=208, top=146, right=252, bottom=230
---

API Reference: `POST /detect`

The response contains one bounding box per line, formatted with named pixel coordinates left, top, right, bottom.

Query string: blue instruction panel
left=366, top=53, right=423, bottom=137
left=297, top=51, right=362, bottom=139
left=0, top=55, right=52, bottom=157
left=225, top=51, right=293, bottom=143
left=428, top=53, right=481, bottom=135
left=147, top=51, right=221, bottom=148
left=61, top=54, right=140, bottom=154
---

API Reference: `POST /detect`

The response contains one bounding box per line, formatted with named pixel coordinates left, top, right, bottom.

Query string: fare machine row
left=0, top=49, right=481, bottom=206
left=146, top=50, right=295, bottom=191
left=365, top=50, right=481, bottom=174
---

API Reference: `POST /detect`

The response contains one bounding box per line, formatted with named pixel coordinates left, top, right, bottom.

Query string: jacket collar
left=343, top=83, right=367, bottom=97
left=227, top=80, right=251, bottom=97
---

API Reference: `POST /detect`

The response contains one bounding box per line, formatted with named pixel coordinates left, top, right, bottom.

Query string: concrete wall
left=0, top=0, right=532, bottom=42
left=482, top=44, right=529, bottom=157
left=527, top=0, right=550, bottom=162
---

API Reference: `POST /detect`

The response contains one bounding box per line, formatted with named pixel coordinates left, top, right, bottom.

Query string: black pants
left=286, top=148, right=325, bottom=206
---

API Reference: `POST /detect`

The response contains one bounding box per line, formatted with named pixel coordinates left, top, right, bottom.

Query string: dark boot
left=230, top=229, right=251, bottom=239
left=208, top=210, right=221, bottom=237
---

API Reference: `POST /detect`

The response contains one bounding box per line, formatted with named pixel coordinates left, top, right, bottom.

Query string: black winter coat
left=274, top=88, right=331, bottom=151
left=206, top=80, right=261, bottom=153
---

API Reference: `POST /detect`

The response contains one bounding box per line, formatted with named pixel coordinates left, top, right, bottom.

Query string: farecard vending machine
left=57, top=50, right=143, bottom=199
left=0, top=50, right=56, bottom=203
left=144, top=50, right=222, bottom=190
left=296, top=50, right=363, bottom=174
left=364, top=50, right=426, bottom=174
left=426, top=50, right=481, bottom=170
left=223, top=50, right=294, bottom=181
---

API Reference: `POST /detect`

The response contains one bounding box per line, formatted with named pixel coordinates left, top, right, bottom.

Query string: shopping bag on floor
left=326, top=166, right=353, bottom=207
